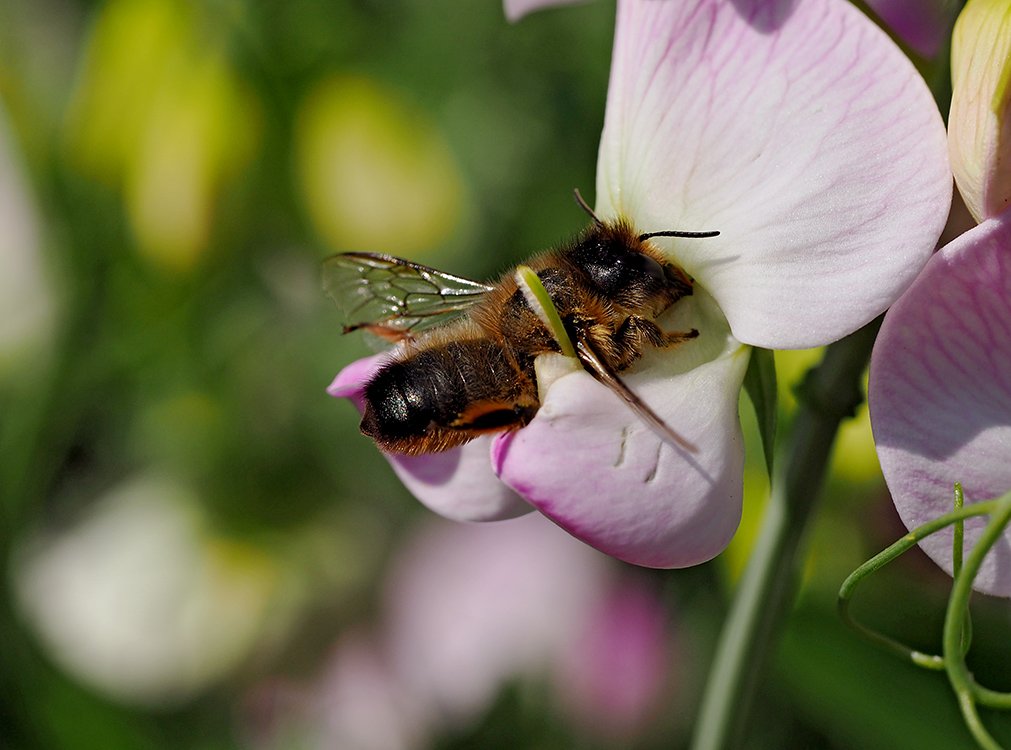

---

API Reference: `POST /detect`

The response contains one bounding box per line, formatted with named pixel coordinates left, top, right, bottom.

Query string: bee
left=324, top=192, right=718, bottom=455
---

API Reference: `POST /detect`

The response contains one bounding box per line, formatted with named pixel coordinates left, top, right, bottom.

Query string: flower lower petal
left=329, top=355, right=532, bottom=522
left=870, top=208, right=1011, bottom=597
left=493, top=290, right=749, bottom=568
left=596, top=0, right=951, bottom=350
left=391, top=439, right=533, bottom=522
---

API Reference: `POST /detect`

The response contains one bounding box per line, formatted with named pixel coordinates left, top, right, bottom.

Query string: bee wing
left=574, top=338, right=698, bottom=454
left=323, top=252, right=495, bottom=338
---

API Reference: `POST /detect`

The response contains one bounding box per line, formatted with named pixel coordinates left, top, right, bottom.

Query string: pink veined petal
left=493, top=289, right=749, bottom=568
left=870, top=207, right=1011, bottom=598
left=328, top=355, right=532, bottom=522
left=503, top=0, right=588, bottom=22
left=596, top=0, right=951, bottom=350
left=864, top=0, right=956, bottom=58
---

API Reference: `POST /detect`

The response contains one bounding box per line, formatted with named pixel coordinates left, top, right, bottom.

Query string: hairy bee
left=325, top=194, right=718, bottom=455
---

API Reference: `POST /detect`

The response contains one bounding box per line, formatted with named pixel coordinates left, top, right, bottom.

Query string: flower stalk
left=691, top=319, right=880, bottom=750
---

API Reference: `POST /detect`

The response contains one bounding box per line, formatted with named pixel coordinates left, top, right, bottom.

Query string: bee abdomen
left=361, top=339, right=536, bottom=453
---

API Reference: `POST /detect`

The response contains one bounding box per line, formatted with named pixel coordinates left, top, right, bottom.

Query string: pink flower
left=332, top=0, right=951, bottom=567
left=864, top=0, right=957, bottom=58
left=870, top=209, right=1011, bottom=598
left=554, top=582, right=672, bottom=740
left=244, top=515, right=676, bottom=746
left=870, top=0, right=1011, bottom=598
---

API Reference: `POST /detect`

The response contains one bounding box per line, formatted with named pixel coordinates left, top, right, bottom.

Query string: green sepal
left=514, top=265, right=577, bottom=358
left=743, top=346, right=777, bottom=477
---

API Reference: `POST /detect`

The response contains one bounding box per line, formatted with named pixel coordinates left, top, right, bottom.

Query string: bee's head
left=569, top=222, right=675, bottom=303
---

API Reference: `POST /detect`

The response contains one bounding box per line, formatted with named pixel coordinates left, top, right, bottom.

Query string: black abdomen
left=361, top=339, right=536, bottom=453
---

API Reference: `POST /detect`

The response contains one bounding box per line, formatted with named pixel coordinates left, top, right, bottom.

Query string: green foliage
left=0, top=2, right=1005, bottom=750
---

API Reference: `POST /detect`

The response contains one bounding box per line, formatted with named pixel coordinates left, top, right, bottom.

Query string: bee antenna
left=573, top=188, right=604, bottom=226
left=639, top=229, right=720, bottom=241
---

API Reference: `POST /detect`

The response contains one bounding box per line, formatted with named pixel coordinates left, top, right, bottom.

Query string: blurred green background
left=1, top=1, right=1009, bottom=748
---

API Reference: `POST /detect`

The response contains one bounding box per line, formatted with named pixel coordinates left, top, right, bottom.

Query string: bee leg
left=343, top=322, right=415, bottom=344
left=611, top=317, right=699, bottom=368
left=657, top=327, right=699, bottom=347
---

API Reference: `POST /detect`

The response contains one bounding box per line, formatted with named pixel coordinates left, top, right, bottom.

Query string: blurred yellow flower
left=295, top=75, right=464, bottom=256
left=64, top=0, right=259, bottom=272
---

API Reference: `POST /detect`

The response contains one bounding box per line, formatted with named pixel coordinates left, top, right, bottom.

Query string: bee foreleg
left=611, top=317, right=698, bottom=369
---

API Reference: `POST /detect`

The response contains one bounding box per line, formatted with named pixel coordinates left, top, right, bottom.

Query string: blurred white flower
left=0, top=105, right=54, bottom=370
left=14, top=475, right=279, bottom=705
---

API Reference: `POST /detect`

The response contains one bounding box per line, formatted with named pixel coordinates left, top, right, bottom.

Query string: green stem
left=690, top=320, right=880, bottom=750
left=952, top=483, right=974, bottom=655
left=836, top=498, right=998, bottom=670
left=944, top=495, right=1011, bottom=722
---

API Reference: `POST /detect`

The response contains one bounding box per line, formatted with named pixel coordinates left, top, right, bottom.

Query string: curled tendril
left=838, top=487, right=1011, bottom=750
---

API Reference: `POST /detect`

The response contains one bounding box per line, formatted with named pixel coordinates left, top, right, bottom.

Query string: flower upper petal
left=493, top=289, right=749, bottom=568
left=596, top=0, right=951, bottom=350
left=870, top=208, right=1011, bottom=598
left=329, top=355, right=532, bottom=522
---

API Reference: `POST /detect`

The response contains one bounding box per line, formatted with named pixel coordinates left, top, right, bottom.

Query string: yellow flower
left=948, top=0, right=1011, bottom=221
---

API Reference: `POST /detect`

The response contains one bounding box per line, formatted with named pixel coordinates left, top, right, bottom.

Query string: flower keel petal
left=329, top=355, right=532, bottom=522
left=494, top=292, right=749, bottom=568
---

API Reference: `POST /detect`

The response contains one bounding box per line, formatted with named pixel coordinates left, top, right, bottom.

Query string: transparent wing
left=323, top=252, right=494, bottom=337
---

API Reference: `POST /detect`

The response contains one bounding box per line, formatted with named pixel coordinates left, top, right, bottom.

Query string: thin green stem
left=957, top=693, right=1006, bottom=750
left=944, top=495, right=1011, bottom=715
left=690, top=320, right=880, bottom=750
left=954, top=483, right=965, bottom=576
left=837, top=499, right=998, bottom=670
left=952, top=483, right=974, bottom=654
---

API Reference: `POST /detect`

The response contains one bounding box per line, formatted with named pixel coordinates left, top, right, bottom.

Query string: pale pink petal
left=383, top=515, right=610, bottom=722
left=503, top=0, right=588, bottom=22
left=329, top=356, right=531, bottom=522
left=870, top=208, right=1011, bottom=597
left=312, top=632, right=428, bottom=750
left=554, top=581, right=671, bottom=740
left=865, top=0, right=955, bottom=58
left=596, top=0, right=951, bottom=350
left=494, top=290, right=749, bottom=568
left=327, top=352, right=393, bottom=401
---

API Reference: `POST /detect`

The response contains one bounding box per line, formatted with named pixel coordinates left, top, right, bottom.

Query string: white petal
left=503, top=0, right=588, bottom=22
left=596, top=0, right=951, bottom=349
